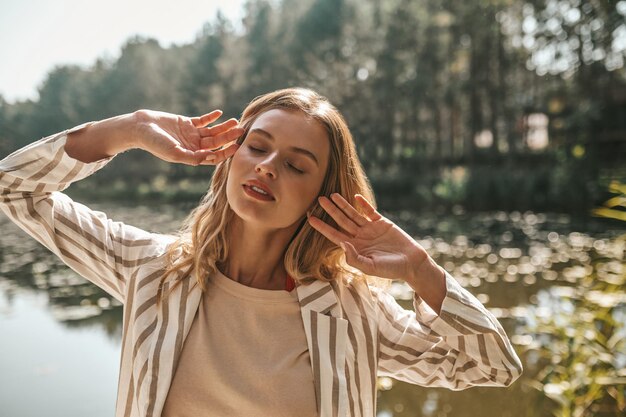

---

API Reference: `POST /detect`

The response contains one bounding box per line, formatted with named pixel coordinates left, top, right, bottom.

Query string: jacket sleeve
left=373, top=271, right=523, bottom=390
left=0, top=123, right=171, bottom=303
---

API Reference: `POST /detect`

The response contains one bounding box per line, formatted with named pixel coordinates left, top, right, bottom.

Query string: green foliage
left=1, top=0, right=625, bottom=213
left=522, top=0, right=626, bottom=74
left=592, top=182, right=626, bottom=222
left=182, top=14, right=230, bottom=115
left=432, top=166, right=467, bottom=204
left=519, top=184, right=626, bottom=416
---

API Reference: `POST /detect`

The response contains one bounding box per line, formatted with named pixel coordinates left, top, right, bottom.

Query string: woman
left=0, top=88, right=522, bottom=417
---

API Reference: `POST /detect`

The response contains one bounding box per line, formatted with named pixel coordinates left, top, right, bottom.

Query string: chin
left=235, top=207, right=304, bottom=232
left=227, top=187, right=306, bottom=230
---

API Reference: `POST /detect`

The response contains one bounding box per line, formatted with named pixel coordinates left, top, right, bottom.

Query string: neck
left=218, top=215, right=301, bottom=290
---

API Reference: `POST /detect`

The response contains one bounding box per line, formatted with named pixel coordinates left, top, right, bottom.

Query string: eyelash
left=248, top=146, right=305, bottom=174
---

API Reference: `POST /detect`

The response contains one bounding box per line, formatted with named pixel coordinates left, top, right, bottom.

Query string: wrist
left=85, top=112, right=140, bottom=156
left=405, top=254, right=447, bottom=314
left=130, top=109, right=151, bottom=151
left=407, top=254, right=445, bottom=286
left=109, top=112, right=142, bottom=154
left=405, top=245, right=429, bottom=283
left=405, top=250, right=445, bottom=292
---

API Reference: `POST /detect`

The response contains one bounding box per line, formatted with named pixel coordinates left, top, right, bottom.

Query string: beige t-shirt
left=162, top=268, right=318, bottom=417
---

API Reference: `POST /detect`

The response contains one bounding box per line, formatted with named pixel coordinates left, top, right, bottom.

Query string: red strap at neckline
left=285, top=274, right=296, bottom=292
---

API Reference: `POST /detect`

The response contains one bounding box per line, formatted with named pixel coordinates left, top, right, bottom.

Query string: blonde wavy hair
left=157, top=88, right=388, bottom=304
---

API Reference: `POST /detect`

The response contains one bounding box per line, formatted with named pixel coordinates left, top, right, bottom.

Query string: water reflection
left=380, top=209, right=625, bottom=416
left=1, top=204, right=624, bottom=417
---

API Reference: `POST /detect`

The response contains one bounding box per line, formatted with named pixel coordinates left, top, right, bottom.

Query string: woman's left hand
left=307, top=193, right=428, bottom=281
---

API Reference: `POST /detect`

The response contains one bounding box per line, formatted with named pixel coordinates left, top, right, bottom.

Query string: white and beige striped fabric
left=0, top=124, right=523, bottom=417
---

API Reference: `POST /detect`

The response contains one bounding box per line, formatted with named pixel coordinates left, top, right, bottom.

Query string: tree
left=182, top=13, right=231, bottom=115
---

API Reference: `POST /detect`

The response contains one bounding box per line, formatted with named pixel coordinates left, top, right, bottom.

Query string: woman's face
left=226, top=109, right=330, bottom=230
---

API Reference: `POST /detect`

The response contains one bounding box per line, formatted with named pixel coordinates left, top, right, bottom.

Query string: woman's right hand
left=134, top=109, right=244, bottom=166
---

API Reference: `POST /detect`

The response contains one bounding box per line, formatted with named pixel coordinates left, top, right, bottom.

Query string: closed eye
left=248, top=145, right=305, bottom=174
left=248, top=146, right=265, bottom=153
left=288, top=163, right=304, bottom=174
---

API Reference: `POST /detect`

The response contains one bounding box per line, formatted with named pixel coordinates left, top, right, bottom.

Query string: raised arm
left=373, top=274, right=523, bottom=389
left=307, top=191, right=523, bottom=389
left=0, top=110, right=243, bottom=303
left=64, top=109, right=243, bottom=164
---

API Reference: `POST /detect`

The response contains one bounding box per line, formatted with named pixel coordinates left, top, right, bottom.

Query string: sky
left=0, top=0, right=245, bottom=104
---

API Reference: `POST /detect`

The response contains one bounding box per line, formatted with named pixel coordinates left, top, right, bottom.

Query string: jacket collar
left=295, top=277, right=343, bottom=317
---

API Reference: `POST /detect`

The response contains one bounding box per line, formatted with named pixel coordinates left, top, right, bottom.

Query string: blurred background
left=0, top=0, right=625, bottom=416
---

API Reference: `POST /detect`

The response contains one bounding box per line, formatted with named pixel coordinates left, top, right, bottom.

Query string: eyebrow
left=248, top=128, right=319, bottom=166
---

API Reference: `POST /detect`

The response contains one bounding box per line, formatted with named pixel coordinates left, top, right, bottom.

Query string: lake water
left=1, top=201, right=624, bottom=417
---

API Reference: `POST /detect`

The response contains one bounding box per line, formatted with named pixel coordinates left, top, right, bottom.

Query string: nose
left=255, top=155, right=277, bottom=178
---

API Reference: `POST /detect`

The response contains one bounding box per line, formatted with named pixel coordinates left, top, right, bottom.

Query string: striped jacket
left=0, top=124, right=523, bottom=417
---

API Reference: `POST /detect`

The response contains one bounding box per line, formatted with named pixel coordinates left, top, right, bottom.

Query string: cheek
left=231, top=152, right=258, bottom=177
left=227, top=154, right=248, bottom=183
left=225, top=159, right=243, bottom=199
left=229, top=152, right=244, bottom=170
left=293, top=176, right=325, bottom=209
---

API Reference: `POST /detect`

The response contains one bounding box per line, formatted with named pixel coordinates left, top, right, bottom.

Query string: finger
left=200, top=126, right=245, bottom=150
left=318, top=196, right=360, bottom=236
left=307, top=215, right=352, bottom=246
left=170, top=147, right=215, bottom=166
left=198, top=118, right=239, bottom=137
left=330, top=193, right=369, bottom=227
left=199, top=143, right=240, bottom=165
left=191, top=110, right=223, bottom=128
left=355, top=194, right=382, bottom=221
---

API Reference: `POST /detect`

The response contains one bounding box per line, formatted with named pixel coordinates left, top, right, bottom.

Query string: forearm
left=64, top=112, right=140, bottom=163
left=376, top=269, right=523, bottom=388
left=404, top=250, right=447, bottom=314
left=0, top=122, right=158, bottom=303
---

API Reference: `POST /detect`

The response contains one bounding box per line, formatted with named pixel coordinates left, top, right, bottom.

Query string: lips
left=243, top=179, right=275, bottom=200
